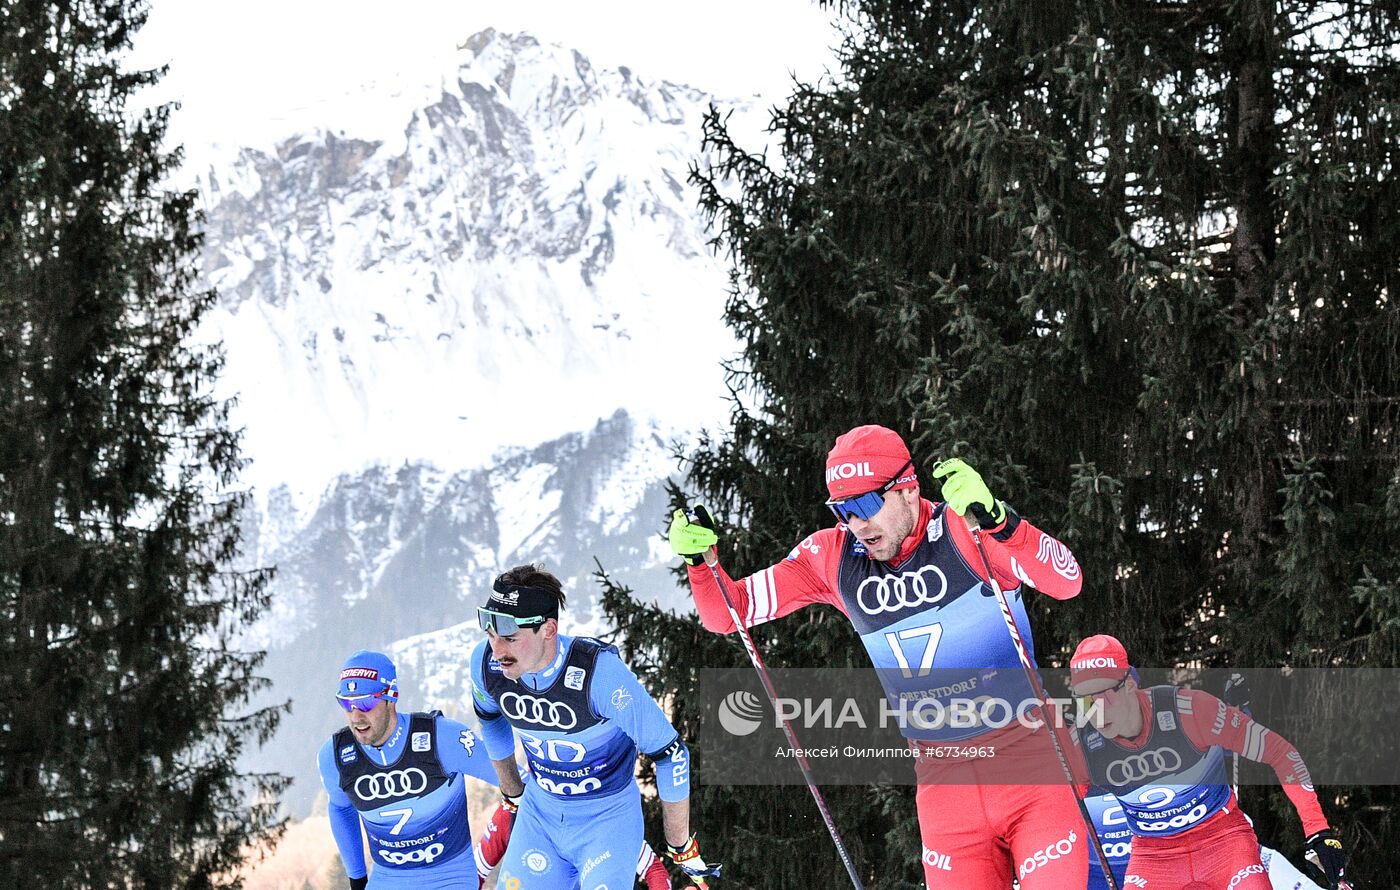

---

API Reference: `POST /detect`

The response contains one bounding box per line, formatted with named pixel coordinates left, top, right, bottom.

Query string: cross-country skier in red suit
left=1069, top=634, right=1350, bottom=890
left=668, top=424, right=1089, bottom=889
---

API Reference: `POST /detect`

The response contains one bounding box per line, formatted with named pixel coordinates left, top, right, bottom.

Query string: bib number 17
left=884, top=623, right=943, bottom=678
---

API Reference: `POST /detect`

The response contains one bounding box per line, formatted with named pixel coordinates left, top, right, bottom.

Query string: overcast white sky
left=131, top=0, right=842, bottom=152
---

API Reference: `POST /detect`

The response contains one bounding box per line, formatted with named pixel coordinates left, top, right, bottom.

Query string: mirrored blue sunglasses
left=477, top=607, right=547, bottom=637
left=337, top=689, right=390, bottom=712
left=826, top=459, right=913, bottom=522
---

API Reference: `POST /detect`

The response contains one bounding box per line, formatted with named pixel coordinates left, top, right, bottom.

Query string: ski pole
left=701, top=557, right=867, bottom=890
left=965, top=520, right=1121, bottom=890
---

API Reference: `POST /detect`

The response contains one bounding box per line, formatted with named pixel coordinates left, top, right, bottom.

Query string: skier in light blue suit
left=317, top=649, right=506, bottom=889
left=470, top=564, right=721, bottom=890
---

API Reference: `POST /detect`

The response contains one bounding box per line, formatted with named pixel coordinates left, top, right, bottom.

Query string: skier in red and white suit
left=1069, top=634, right=1350, bottom=890
left=668, top=425, right=1089, bottom=889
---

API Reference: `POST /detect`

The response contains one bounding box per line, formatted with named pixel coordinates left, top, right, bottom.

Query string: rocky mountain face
left=193, top=30, right=752, bottom=815
left=247, top=412, right=688, bottom=815
left=196, top=28, right=742, bottom=499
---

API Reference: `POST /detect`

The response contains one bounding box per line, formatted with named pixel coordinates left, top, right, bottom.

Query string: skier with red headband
left=1068, top=634, right=1351, bottom=890
left=669, top=424, right=1089, bottom=889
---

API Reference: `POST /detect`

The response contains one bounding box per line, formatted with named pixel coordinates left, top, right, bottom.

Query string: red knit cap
left=1070, top=634, right=1132, bottom=688
left=824, top=425, right=919, bottom=499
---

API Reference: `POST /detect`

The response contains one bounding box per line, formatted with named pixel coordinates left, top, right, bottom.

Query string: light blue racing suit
left=470, top=635, right=691, bottom=890
left=317, top=710, right=497, bottom=888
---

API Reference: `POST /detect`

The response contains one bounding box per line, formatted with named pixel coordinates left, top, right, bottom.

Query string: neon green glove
left=669, top=506, right=718, bottom=566
left=931, top=458, right=1006, bottom=529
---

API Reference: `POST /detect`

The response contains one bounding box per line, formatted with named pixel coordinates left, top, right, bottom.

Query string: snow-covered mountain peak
left=196, top=30, right=743, bottom=505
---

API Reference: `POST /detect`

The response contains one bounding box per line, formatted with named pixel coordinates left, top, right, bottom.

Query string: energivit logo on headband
left=340, top=667, right=380, bottom=681
left=856, top=565, right=950, bottom=615
left=499, top=692, right=578, bottom=729
left=1105, top=748, right=1183, bottom=785
left=354, top=768, right=429, bottom=801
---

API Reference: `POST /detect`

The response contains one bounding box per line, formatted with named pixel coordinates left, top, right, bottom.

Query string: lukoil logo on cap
left=826, top=461, right=874, bottom=484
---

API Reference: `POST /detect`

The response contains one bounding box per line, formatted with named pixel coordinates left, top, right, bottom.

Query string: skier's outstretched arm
left=467, top=640, right=525, bottom=797
left=932, top=458, right=1083, bottom=600
left=316, top=739, right=368, bottom=887
left=669, top=506, right=846, bottom=633
left=592, top=650, right=721, bottom=881
left=1177, top=688, right=1349, bottom=884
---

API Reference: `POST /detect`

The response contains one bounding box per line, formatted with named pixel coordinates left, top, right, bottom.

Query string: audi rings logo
left=1105, top=748, right=1183, bottom=785
left=500, top=692, right=578, bottom=729
left=354, top=768, right=428, bottom=801
left=856, top=565, right=949, bottom=615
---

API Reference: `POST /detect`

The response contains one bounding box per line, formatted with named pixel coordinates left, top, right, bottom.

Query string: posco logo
left=856, top=565, right=949, bottom=615
left=353, top=768, right=428, bottom=801
left=379, top=842, right=444, bottom=866
left=1227, top=863, right=1266, bottom=888
left=1018, top=830, right=1077, bottom=879
left=500, top=692, right=578, bottom=729
left=1105, top=748, right=1183, bottom=785
left=536, top=776, right=603, bottom=796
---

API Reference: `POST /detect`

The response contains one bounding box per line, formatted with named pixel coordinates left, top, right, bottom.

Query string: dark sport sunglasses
left=826, top=459, right=913, bottom=523
left=477, top=607, right=547, bottom=637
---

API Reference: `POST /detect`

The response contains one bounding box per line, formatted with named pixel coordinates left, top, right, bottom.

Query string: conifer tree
left=605, top=1, right=1400, bottom=885
left=0, top=1, right=286, bottom=885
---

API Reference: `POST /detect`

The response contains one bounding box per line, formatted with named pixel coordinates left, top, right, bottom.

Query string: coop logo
left=717, top=690, right=766, bottom=736
left=354, top=768, right=428, bottom=801
left=1105, top=748, right=1182, bottom=785
left=1018, top=830, right=1077, bottom=879
left=1102, top=840, right=1132, bottom=859
left=379, top=842, right=444, bottom=866
left=855, top=565, right=949, bottom=614
left=537, top=776, right=603, bottom=796
left=500, top=692, right=578, bottom=729
left=826, top=461, right=874, bottom=484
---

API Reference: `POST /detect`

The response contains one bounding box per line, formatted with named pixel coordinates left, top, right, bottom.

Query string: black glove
left=349, top=876, right=368, bottom=890
left=1222, top=672, right=1252, bottom=712
left=1304, top=828, right=1348, bottom=889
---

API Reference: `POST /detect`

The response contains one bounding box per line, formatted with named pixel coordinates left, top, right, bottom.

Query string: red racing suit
left=687, top=497, right=1088, bottom=889
left=1083, top=686, right=1330, bottom=890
